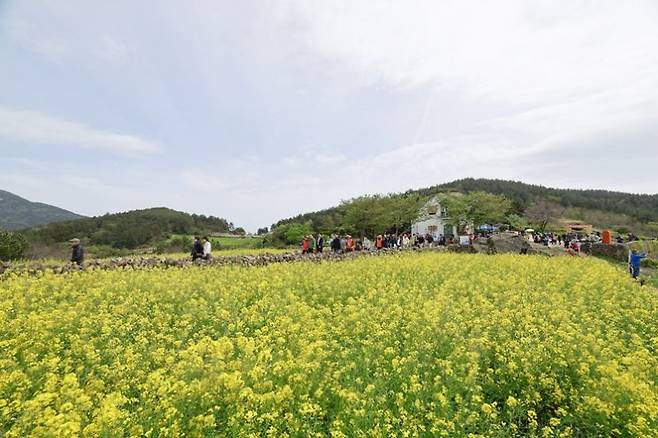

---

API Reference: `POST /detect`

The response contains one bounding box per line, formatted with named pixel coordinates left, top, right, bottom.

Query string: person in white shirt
left=202, top=236, right=212, bottom=260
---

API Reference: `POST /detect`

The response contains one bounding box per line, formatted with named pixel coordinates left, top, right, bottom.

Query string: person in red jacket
left=375, top=235, right=384, bottom=250
left=301, top=237, right=310, bottom=254
left=346, top=235, right=355, bottom=252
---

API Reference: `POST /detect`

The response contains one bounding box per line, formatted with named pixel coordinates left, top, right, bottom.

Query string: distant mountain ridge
left=0, top=190, right=83, bottom=230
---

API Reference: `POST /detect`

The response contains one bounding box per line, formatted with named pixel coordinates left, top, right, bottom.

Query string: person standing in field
left=308, top=235, right=316, bottom=253
left=191, top=236, right=204, bottom=260
left=301, top=236, right=310, bottom=254
left=330, top=234, right=341, bottom=253
left=69, top=238, right=84, bottom=265
left=375, top=235, right=384, bottom=250
left=629, top=249, right=647, bottom=279
left=316, top=234, right=324, bottom=253
left=202, top=236, right=212, bottom=260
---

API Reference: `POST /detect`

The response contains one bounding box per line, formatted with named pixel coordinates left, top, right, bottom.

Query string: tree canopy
left=23, top=208, right=236, bottom=249
left=272, top=178, right=658, bottom=237
left=439, top=192, right=512, bottom=230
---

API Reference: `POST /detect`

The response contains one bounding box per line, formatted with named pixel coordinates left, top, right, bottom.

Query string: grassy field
left=1, top=253, right=657, bottom=436
left=167, top=235, right=268, bottom=251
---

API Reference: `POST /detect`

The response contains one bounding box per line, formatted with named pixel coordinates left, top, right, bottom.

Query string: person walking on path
left=69, top=238, right=84, bottom=266
left=629, top=249, right=647, bottom=279
left=330, top=235, right=341, bottom=253
left=316, top=234, right=324, bottom=253
left=486, top=235, right=497, bottom=255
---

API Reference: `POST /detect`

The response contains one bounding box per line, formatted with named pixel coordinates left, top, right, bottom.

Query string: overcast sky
left=1, top=1, right=657, bottom=231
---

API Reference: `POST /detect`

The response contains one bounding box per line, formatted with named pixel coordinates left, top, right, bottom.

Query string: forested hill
left=23, top=207, right=236, bottom=249
left=272, top=178, right=658, bottom=236
left=424, top=179, right=658, bottom=222
left=0, top=190, right=83, bottom=230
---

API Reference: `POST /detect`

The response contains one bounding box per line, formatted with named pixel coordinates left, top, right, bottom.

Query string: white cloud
left=274, top=0, right=658, bottom=196
left=282, top=0, right=658, bottom=104
left=181, top=170, right=233, bottom=192
left=282, top=148, right=347, bottom=167
left=0, top=106, right=160, bottom=154
left=2, top=0, right=657, bottom=231
left=7, top=14, right=131, bottom=67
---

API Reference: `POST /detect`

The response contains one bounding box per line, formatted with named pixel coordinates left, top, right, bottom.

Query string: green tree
left=505, top=213, right=528, bottom=230
left=440, top=192, right=512, bottom=231
left=0, top=231, right=28, bottom=261
left=343, top=196, right=385, bottom=237
left=265, top=222, right=313, bottom=247
left=386, top=195, right=426, bottom=235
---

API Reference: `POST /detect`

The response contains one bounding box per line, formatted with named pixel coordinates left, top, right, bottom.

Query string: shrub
left=0, top=231, right=28, bottom=261
left=155, top=235, right=193, bottom=254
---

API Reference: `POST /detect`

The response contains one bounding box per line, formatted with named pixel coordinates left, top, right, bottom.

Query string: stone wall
left=588, top=243, right=629, bottom=261
left=0, top=247, right=441, bottom=277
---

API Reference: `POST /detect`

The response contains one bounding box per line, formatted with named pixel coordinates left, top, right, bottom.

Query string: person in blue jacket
left=629, top=249, right=647, bottom=279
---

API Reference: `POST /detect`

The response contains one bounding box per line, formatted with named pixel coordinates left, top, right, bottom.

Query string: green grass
left=212, top=236, right=264, bottom=249
left=168, top=234, right=267, bottom=250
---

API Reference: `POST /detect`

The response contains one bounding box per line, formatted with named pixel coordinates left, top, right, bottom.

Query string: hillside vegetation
left=23, top=207, right=236, bottom=249
left=0, top=190, right=83, bottom=230
left=273, top=178, right=658, bottom=237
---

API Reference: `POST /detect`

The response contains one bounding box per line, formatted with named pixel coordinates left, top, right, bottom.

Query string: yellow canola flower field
left=1, top=253, right=658, bottom=437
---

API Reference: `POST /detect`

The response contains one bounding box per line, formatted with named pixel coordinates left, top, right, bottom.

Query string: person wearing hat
left=69, top=238, right=84, bottom=265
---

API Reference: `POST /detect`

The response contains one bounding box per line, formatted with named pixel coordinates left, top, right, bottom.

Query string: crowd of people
left=521, top=231, right=596, bottom=253
left=521, top=230, right=641, bottom=254
left=297, top=229, right=651, bottom=281
left=64, top=228, right=650, bottom=283
left=300, top=232, right=458, bottom=254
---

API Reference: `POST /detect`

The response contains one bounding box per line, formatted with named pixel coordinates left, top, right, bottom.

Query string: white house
left=411, top=196, right=458, bottom=237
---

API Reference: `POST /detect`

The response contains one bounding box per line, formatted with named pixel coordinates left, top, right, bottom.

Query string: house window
left=427, top=206, right=438, bottom=215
